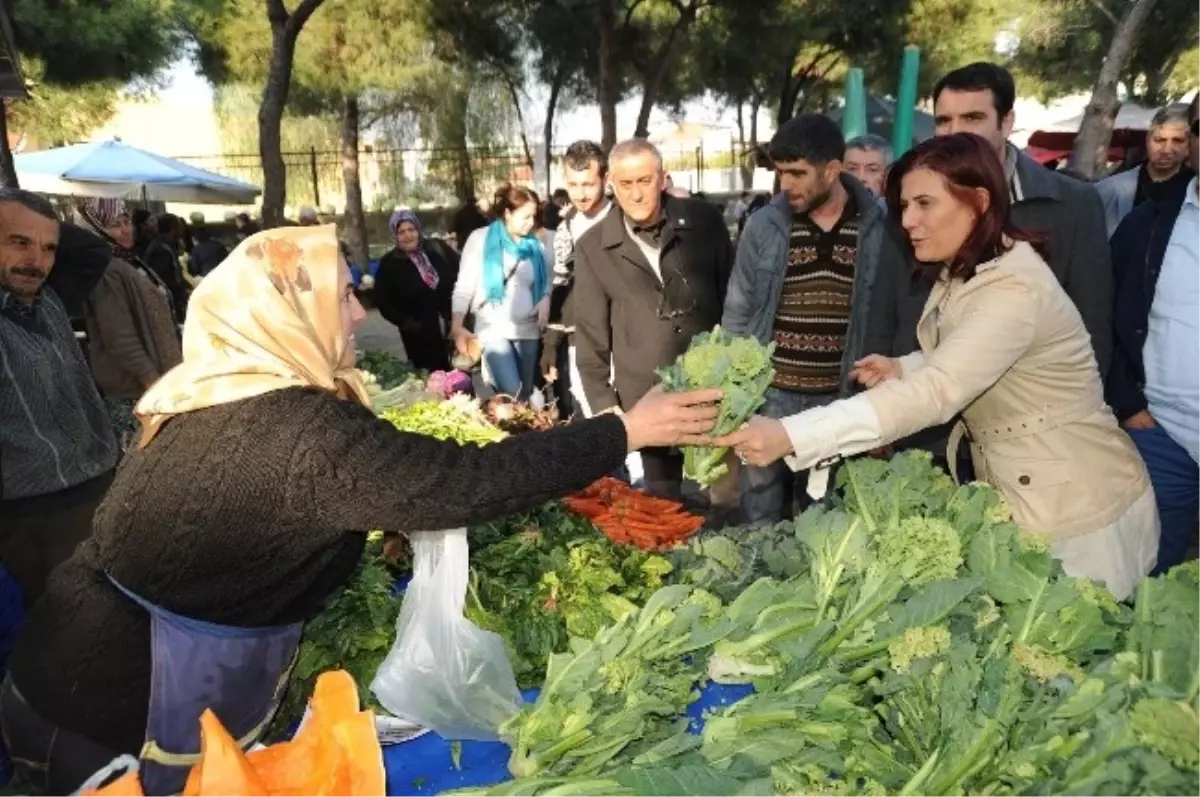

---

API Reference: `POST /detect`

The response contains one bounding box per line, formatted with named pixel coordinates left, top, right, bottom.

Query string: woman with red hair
left=717, top=133, right=1157, bottom=600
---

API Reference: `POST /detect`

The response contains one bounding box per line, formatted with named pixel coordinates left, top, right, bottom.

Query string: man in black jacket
left=574, top=138, right=734, bottom=498
left=144, top=213, right=189, bottom=323
left=1107, top=95, right=1199, bottom=574
left=866, top=62, right=1113, bottom=378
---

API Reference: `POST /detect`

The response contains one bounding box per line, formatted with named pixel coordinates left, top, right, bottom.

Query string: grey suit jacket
left=1095, top=168, right=1139, bottom=238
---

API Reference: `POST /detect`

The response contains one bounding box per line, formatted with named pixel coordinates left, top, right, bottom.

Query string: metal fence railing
left=175, top=143, right=757, bottom=210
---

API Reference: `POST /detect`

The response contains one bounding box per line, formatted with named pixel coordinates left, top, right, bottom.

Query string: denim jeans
left=740, top=387, right=838, bottom=526
left=1127, top=425, right=1199, bottom=574
left=482, top=338, right=539, bottom=400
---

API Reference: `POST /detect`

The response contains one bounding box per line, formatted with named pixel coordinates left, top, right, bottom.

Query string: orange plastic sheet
left=85, top=670, right=385, bottom=797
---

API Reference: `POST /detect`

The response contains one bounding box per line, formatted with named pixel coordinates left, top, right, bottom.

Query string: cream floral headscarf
left=134, top=224, right=371, bottom=448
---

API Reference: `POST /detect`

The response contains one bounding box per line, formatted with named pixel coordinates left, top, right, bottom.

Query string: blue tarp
left=14, top=140, right=261, bottom=204
left=382, top=682, right=755, bottom=796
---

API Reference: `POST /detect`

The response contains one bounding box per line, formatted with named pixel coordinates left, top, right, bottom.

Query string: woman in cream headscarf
left=1, top=224, right=723, bottom=795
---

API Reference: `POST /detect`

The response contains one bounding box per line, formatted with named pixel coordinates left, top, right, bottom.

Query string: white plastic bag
left=73, top=755, right=139, bottom=795
left=370, top=527, right=522, bottom=741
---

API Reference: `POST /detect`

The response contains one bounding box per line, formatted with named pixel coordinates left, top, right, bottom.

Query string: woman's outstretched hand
left=710, top=416, right=793, bottom=468
left=621, top=386, right=723, bottom=452
left=850, top=355, right=901, bottom=389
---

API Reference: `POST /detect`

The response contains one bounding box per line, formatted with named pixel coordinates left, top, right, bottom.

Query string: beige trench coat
left=862, top=242, right=1157, bottom=597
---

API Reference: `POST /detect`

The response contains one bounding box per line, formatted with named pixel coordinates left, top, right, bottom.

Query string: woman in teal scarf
left=450, top=184, right=550, bottom=400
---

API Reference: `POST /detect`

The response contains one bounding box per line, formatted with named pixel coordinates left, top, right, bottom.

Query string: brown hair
left=490, top=183, right=537, bottom=220
left=885, top=133, right=1041, bottom=282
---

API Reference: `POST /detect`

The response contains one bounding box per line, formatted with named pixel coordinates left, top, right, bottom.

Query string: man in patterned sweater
left=722, top=114, right=910, bottom=524
left=0, top=190, right=118, bottom=605
left=540, top=140, right=613, bottom=418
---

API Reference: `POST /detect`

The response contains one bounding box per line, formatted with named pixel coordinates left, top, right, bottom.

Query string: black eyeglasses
left=657, top=270, right=697, bottom=321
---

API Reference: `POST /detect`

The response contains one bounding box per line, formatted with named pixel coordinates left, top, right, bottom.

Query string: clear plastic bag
left=370, top=528, right=522, bottom=741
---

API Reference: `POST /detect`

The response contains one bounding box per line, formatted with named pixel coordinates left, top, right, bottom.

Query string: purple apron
left=107, top=576, right=303, bottom=796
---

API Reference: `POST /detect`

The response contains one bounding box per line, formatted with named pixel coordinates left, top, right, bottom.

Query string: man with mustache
left=0, top=189, right=118, bottom=606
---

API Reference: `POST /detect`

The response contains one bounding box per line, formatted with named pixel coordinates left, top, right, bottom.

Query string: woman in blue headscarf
left=374, top=209, right=457, bottom=372
left=450, top=184, right=550, bottom=400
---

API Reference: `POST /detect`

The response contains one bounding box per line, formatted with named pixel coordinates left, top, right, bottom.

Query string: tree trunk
left=0, top=102, right=18, bottom=189
left=597, top=0, right=619, bottom=152
left=1072, top=0, right=1161, bottom=178
left=340, top=94, right=368, bottom=268
left=449, top=82, right=474, bottom=202
left=632, top=5, right=698, bottom=138
left=743, top=98, right=760, bottom=190
left=259, top=0, right=326, bottom=228
left=501, top=72, right=535, bottom=170
left=544, top=67, right=565, bottom=197
left=736, top=102, right=752, bottom=189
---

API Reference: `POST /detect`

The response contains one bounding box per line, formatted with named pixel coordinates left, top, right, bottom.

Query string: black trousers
left=0, top=675, right=119, bottom=794
left=0, top=491, right=105, bottom=608
left=641, top=447, right=684, bottom=500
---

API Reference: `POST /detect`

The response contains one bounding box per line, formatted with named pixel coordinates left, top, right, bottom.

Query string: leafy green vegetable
left=657, top=326, right=775, bottom=488
left=500, top=585, right=729, bottom=779
left=268, top=533, right=401, bottom=739
left=466, top=503, right=675, bottom=688
left=380, top=395, right=507, bottom=446
left=357, top=348, right=425, bottom=389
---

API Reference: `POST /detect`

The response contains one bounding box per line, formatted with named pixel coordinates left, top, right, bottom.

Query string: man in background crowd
left=724, top=115, right=909, bottom=524
left=540, top=140, right=613, bottom=419
left=0, top=190, right=118, bottom=606
left=131, top=208, right=155, bottom=258
left=843, top=133, right=892, bottom=197
left=868, top=61, right=1113, bottom=378
left=452, top=195, right=489, bottom=252
left=188, top=222, right=230, bottom=278
left=144, top=212, right=189, bottom=323
left=1107, top=95, right=1200, bottom=575
left=233, top=212, right=259, bottom=241
left=574, top=139, right=733, bottom=499
left=1096, top=104, right=1194, bottom=236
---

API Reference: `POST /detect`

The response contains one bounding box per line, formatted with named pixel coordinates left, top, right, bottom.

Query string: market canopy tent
left=14, top=140, right=261, bottom=204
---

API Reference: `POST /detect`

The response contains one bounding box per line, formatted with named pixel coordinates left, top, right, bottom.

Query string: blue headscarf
left=388, top=208, right=421, bottom=239
left=482, top=219, right=547, bottom=305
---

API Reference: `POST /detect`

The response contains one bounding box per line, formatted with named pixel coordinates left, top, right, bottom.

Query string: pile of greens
left=460, top=451, right=1200, bottom=796
left=357, top=348, right=424, bottom=389
left=268, top=533, right=401, bottom=739
left=657, top=326, right=775, bottom=489
left=380, top=394, right=507, bottom=446
left=466, top=503, right=675, bottom=688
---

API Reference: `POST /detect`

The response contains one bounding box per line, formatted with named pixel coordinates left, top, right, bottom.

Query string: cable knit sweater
left=9, top=386, right=628, bottom=753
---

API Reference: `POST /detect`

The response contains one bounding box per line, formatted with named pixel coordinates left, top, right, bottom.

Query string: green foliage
left=1009, top=0, right=1199, bottom=104
left=466, top=503, right=676, bottom=688
left=379, top=395, right=508, bottom=445
left=268, top=533, right=400, bottom=738
left=12, top=0, right=184, bottom=86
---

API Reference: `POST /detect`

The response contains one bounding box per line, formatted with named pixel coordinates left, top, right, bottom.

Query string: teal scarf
left=482, top=220, right=546, bottom=305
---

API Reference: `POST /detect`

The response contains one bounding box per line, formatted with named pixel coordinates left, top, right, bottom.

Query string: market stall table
left=382, top=682, right=755, bottom=796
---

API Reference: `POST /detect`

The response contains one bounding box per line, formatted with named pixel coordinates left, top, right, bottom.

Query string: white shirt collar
left=1184, top=177, right=1199, bottom=208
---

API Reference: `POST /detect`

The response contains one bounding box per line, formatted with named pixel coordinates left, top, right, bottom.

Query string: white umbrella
left=14, top=140, right=261, bottom=204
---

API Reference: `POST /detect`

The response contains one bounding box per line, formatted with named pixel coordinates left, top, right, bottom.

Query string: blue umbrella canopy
left=14, top=140, right=261, bottom=204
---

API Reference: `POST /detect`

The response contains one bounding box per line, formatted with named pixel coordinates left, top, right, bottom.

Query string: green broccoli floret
left=1012, top=642, right=1084, bottom=684
left=1071, top=577, right=1123, bottom=614
left=1131, top=697, right=1200, bottom=769
left=888, top=625, right=952, bottom=673
left=876, top=516, right=963, bottom=586
left=1017, top=530, right=1052, bottom=554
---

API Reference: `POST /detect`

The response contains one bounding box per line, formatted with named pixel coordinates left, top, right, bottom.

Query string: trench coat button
left=1018, top=475, right=1030, bottom=486
left=673, top=325, right=683, bottom=334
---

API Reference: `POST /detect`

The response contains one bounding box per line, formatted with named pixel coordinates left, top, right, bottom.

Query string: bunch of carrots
left=564, top=476, right=705, bottom=551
